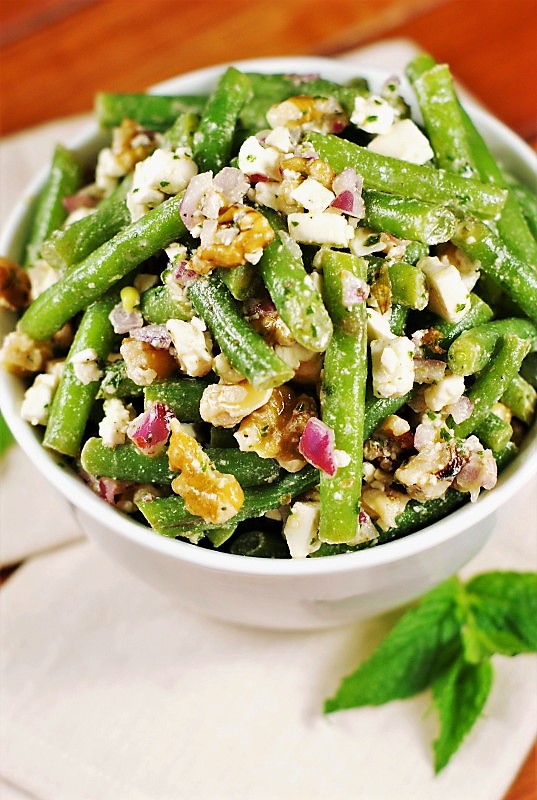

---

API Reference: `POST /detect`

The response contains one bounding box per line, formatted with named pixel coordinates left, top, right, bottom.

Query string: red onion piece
left=455, top=449, right=497, bottom=500
left=130, top=324, right=172, bottom=350
left=446, top=395, right=474, bottom=423
left=341, top=270, right=369, bottom=307
left=109, top=302, right=143, bottom=334
left=331, top=168, right=364, bottom=218
left=180, top=171, right=214, bottom=230
left=213, top=166, right=250, bottom=205
left=127, top=402, right=175, bottom=456
left=298, top=417, right=339, bottom=476
left=413, top=357, right=447, bottom=384
left=173, top=260, right=198, bottom=286
left=98, top=477, right=134, bottom=506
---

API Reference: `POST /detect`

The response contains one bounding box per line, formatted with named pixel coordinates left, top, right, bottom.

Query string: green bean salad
left=1, top=55, right=536, bottom=558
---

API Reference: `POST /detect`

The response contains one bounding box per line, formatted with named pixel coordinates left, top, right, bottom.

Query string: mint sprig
left=324, top=571, right=537, bottom=773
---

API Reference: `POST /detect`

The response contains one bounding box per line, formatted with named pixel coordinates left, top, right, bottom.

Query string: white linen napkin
left=1, top=39, right=536, bottom=800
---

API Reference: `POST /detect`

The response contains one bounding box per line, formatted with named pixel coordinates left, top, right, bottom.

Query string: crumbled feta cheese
left=199, top=382, right=272, bottom=428
left=361, top=486, right=409, bottom=531
left=290, top=177, right=335, bottom=212
left=287, top=211, right=355, bottom=247
left=264, top=126, right=294, bottom=153
left=165, top=242, right=189, bottom=264
left=367, top=119, right=434, bottom=165
left=424, top=374, right=466, bottom=412
left=20, top=361, right=63, bottom=426
left=127, top=147, right=198, bottom=221
left=349, top=228, right=386, bottom=256
left=350, top=94, right=395, bottom=134
left=28, top=259, right=59, bottom=300
left=419, top=255, right=471, bottom=322
left=282, top=501, right=321, bottom=558
left=71, top=348, right=102, bottom=385
left=166, top=316, right=212, bottom=377
left=0, top=330, right=51, bottom=375
left=367, top=308, right=395, bottom=341
left=95, top=147, right=126, bottom=194
left=237, top=136, right=281, bottom=180
left=98, top=398, right=133, bottom=447
left=370, top=336, right=415, bottom=398
left=252, top=180, right=282, bottom=211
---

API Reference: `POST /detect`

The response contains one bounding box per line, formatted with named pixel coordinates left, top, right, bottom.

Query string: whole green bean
left=449, top=334, right=531, bottom=439
left=41, top=177, right=132, bottom=270
left=188, top=272, right=294, bottom=390
left=25, top=144, right=82, bottom=267
left=19, top=195, right=187, bottom=341
left=259, top=209, right=333, bottom=352
left=193, top=67, right=253, bottom=173
left=308, top=132, right=507, bottom=220
left=80, top=438, right=280, bottom=486
left=318, top=250, right=368, bottom=544
left=448, top=318, right=537, bottom=376
left=136, top=466, right=319, bottom=537
left=43, top=293, right=117, bottom=456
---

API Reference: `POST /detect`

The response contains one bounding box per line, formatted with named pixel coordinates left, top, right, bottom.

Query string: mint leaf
left=0, top=411, right=14, bottom=459
left=325, top=578, right=461, bottom=712
left=432, top=655, right=493, bottom=773
left=464, top=572, right=537, bottom=657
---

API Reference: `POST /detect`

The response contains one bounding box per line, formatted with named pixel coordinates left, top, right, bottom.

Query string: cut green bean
left=364, top=390, right=413, bottom=440
left=25, top=144, right=82, bottom=267
left=136, top=466, right=319, bottom=537
left=474, top=413, right=514, bottom=453
left=501, top=374, right=537, bottom=425
left=193, top=67, right=253, bottom=173
left=97, top=358, right=143, bottom=399
left=43, top=293, right=117, bottom=456
left=448, top=318, right=537, bottom=376
left=449, top=334, right=531, bottom=439
left=139, top=284, right=192, bottom=324
left=163, top=112, right=200, bottom=149
left=318, top=250, right=368, bottom=544
left=419, top=293, right=493, bottom=356
left=19, top=195, right=187, bottom=340
left=206, top=524, right=238, bottom=548
left=362, top=189, right=458, bottom=245
left=259, top=209, right=333, bottom=352
left=80, top=438, right=280, bottom=486
left=95, top=92, right=207, bottom=130
left=227, top=528, right=289, bottom=558
left=144, top=377, right=210, bottom=422
left=219, top=264, right=262, bottom=301
left=41, top=177, right=132, bottom=270
left=188, top=272, right=294, bottom=390
left=308, top=132, right=507, bottom=221
left=386, top=261, right=428, bottom=310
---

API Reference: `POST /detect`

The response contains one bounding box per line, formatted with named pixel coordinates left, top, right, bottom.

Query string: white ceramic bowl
left=1, top=57, right=536, bottom=630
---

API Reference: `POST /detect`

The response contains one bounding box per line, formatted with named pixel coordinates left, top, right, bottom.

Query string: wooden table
left=1, top=0, right=536, bottom=797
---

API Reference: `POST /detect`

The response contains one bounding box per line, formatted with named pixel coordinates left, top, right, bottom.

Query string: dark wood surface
left=0, top=0, right=535, bottom=796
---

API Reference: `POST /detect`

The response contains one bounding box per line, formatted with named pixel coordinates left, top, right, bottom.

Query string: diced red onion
left=341, top=270, right=369, bottom=307
left=173, top=260, right=198, bottom=286
left=130, top=324, right=172, bottom=350
left=446, top=395, right=474, bottom=423
left=98, top=477, right=134, bottom=506
left=180, top=171, right=214, bottom=230
left=413, top=357, right=447, bottom=384
left=413, top=420, right=437, bottom=452
left=250, top=173, right=271, bottom=183
left=298, top=417, right=339, bottom=476
left=62, top=188, right=99, bottom=213
left=213, top=166, right=250, bottom=205
left=109, top=302, right=143, bottom=334
left=331, top=168, right=364, bottom=218
left=127, top=402, right=175, bottom=456
left=455, top=450, right=497, bottom=500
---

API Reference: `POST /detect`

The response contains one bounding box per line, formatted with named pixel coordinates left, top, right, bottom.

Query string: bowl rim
left=1, top=54, right=536, bottom=578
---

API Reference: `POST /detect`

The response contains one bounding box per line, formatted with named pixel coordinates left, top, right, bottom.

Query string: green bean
left=206, top=524, right=238, bottom=548
left=41, top=177, right=132, bottom=270
left=97, top=358, right=143, bottom=399
left=144, top=377, right=210, bottom=422
left=317, top=250, right=368, bottom=544
left=227, top=529, right=289, bottom=558
left=307, top=132, right=507, bottom=221
left=501, top=374, right=537, bottom=425
left=219, top=264, right=262, bottom=301
left=388, top=303, right=409, bottom=336
left=362, top=189, right=457, bottom=245
left=139, top=284, right=192, bottom=324
left=520, top=352, right=537, bottom=388
left=43, top=293, right=117, bottom=456
left=418, top=293, right=493, bottom=356
left=25, top=144, right=82, bottom=267
left=193, top=67, right=253, bottom=173
left=163, top=112, right=199, bottom=149
left=452, top=218, right=537, bottom=324
left=80, top=438, right=280, bottom=486
left=188, top=272, right=294, bottom=390
left=504, top=172, right=537, bottom=240
left=386, top=261, right=428, bottom=310
left=19, top=195, right=187, bottom=341
left=95, top=92, right=207, bottom=130
left=474, top=413, right=514, bottom=453
left=448, top=318, right=537, bottom=376
left=209, top=426, right=238, bottom=448
left=402, top=240, right=429, bottom=265
left=449, top=334, right=531, bottom=439
left=364, top=390, right=413, bottom=440
left=259, top=209, right=333, bottom=352
left=135, top=466, right=319, bottom=537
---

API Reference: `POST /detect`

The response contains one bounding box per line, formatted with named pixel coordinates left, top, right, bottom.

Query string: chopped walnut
left=243, top=298, right=295, bottom=347
left=0, top=257, right=31, bottom=311
left=189, top=204, right=274, bottom=274
left=111, top=119, right=159, bottom=174
left=267, top=95, right=348, bottom=136
left=120, top=337, right=177, bottom=386
left=0, top=330, right=52, bottom=375
left=280, top=156, right=335, bottom=188
left=235, top=385, right=317, bottom=472
left=168, top=420, right=244, bottom=524
left=200, top=382, right=272, bottom=428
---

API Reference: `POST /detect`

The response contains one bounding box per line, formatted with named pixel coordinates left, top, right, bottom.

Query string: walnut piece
left=0, top=257, right=31, bottom=311
left=120, top=337, right=177, bottom=386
